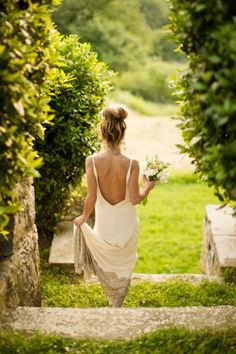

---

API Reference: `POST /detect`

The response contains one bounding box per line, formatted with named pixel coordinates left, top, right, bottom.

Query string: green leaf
left=208, top=55, right=221, bottom=64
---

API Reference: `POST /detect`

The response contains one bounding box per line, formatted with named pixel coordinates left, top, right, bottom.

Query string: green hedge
left=35, top=34, right=112, bottom=232
left=0, top=0, right=59, bottom=235
left=169, top=0, right=236, bottom=207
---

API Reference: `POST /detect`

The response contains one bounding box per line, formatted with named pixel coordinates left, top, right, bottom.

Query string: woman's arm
left=74, top=156, right=97, bottom=227
left=129, top=159, right=156, bottom=205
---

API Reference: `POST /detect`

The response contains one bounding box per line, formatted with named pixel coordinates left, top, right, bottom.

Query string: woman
left=74, top=104, right=156, bottom=307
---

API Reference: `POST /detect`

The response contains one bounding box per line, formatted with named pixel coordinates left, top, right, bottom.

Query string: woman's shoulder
left=122, top=156, right=139, bottom=171
left=86, top=151, right=102, bottom=159
left=86, top=152, right=104, bottom=165
left=130, top=158, right=139, bottom=169
left=117, top=155, right=139, bottom=169
left=87, top=152, right=139, bottom=166
left=85, top=154, right=96, bottom=166
left=125, top=155, right=138, bottom=163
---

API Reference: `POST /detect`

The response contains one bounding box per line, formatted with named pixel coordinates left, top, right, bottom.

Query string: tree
left=53, top=0, right=152, bottom=71
left=169, top=0, right=236, bottom=207
left=138, top=0, right=169, bottom=29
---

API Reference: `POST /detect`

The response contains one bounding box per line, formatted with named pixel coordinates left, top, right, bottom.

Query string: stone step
left=85, top=273, right=222, bottom=285
left=49, top=221, right=222, bottom=284
left=1, top=306, right=235, bottom=340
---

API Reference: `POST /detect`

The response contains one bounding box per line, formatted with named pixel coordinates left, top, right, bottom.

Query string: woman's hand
left=143, top=175, right=156, bottom=191
left=74, top=215, right=86, bottom=227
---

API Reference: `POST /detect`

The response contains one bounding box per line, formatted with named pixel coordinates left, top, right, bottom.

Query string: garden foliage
left=0, top=0, right=59, bottom=235
left=53, top=0, right=185, bottom=104
left=169, top=0, right=236, bottom=206
left=0, top=0, right=112, bottom=236
left=35, top=34, right=111, bottom=232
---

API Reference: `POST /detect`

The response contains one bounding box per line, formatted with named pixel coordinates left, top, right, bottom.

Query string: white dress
left=73, top=155, right=139, bottom=306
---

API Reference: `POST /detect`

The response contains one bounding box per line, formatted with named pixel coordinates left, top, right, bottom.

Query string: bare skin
left=74, top=142, right=156, bottom=227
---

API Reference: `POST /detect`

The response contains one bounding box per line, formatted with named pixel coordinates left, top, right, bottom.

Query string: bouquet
left=142, top=155, right=170, bottom=182
left=141, top=155, right=170, bottom=204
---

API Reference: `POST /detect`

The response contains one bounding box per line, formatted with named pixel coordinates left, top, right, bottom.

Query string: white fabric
left=73, top=155, right=139, bottom=305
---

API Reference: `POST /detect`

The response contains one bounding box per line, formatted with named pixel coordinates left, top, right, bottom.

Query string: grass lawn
left=1, top=328, right=235, bottom=354
left=41, top=270, right=236, bottom=308
left=135, top=171, right=219, bottom=274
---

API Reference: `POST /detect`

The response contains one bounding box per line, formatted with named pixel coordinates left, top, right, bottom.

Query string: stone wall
left=0, top=178, right=41, bottom=314
left=201, top=204, right=236, bottom=282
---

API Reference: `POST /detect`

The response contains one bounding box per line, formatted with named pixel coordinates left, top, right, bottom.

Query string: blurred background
left=52, top=0, right=191, bottom=168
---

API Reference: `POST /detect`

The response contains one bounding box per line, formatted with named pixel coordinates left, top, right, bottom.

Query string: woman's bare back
left=94, top=152, right=131, bottom=205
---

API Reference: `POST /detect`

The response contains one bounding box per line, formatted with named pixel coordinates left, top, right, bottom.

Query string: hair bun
left=102, top=104, right=128, bottom=121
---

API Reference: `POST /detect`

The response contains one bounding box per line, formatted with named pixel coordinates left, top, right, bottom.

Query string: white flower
left=142, top=155, right=170, bottom=184
left=145, top=168, right=157, bottom=178
left=141, top=154, right=170, bottom=205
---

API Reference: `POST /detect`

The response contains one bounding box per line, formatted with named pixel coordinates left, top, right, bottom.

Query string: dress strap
left=92, top=155, right=98, bottom=181
left=126, top=158, right=133, bottom=184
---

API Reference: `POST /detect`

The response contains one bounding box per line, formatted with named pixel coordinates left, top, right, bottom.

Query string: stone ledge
left=206, top=204, right=235, bottom=236
left=214, top=236, right=236, bottom=267
left=201, top=204, right=236, bottom=279
left=1, top=306, right=235, bottom=340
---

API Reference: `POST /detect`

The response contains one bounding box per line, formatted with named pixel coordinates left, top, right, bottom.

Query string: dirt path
left=125, top=110, right=193, bottom=170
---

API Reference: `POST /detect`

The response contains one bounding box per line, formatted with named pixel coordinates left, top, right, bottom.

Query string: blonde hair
left=100, top=104, right=128, bottom=147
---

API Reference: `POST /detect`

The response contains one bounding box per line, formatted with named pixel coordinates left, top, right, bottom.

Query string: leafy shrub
left=117, top=59, right=183, bottom=103
left=35, top=34, right=112, bottom=232
left=169, top=0, right=236, bottom=207
left=0, top=0, right=58, bottom=235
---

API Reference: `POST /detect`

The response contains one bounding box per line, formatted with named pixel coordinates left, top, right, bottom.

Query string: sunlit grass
left=1, top=328, right=236, bottom=354
left=41, top=272, right=236, bottom=308
left=135, top=172, right=219, bottom=274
